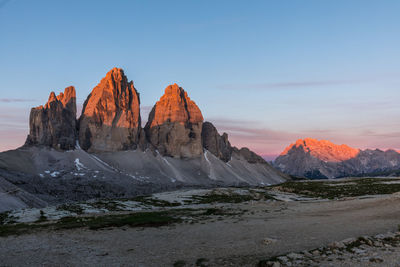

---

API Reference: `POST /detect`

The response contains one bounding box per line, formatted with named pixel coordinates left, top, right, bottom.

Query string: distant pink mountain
left=275, top=138, right=400, bottom=178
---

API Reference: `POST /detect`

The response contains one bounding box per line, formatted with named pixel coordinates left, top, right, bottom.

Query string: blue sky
left=1, top=0, right=400, bottom=158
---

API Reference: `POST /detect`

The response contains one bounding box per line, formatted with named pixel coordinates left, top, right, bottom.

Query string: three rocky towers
left=25, top=68, right=264, bottom=163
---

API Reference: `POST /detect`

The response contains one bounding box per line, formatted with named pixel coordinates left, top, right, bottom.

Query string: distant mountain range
left=274, top=138, right=400, bottom=179
left=0, top=68, right=287, bottom=212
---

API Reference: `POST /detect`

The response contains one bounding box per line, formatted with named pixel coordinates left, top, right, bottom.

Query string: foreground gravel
left=1, top=193, right=400, bottom=266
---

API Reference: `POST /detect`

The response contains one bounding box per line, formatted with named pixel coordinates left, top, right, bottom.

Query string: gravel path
left=1, top=193, right=400, bottom=266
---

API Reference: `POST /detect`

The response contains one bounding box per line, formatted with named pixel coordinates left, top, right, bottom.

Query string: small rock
left=352, top=248, right=366, bottom=254
left=341, top=237, right=357, bottom=245
left=329, top=241, right=345, bottom=249
left=277, top=256, right=289, bottom=263
left=369, top=257, right=384, bottom=263
left=287, top=253, right=303, bottom=260
left=260, top=261, right=280, bottom=267
left=263, top=237, right=278, bottom=245
left=302, top=251, right=312, bottom=257
left=312, top=250, right=320, bottom=256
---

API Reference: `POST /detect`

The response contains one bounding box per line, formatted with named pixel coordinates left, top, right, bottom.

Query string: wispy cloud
left=218, top=72, right=400, bottom=91
left=218, top=79, right=359, bottom=91
left=0, top=98, right=36, bottom=103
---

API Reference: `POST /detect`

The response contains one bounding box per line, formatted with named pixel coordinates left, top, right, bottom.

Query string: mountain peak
left=281, top=138, right=360, bottom=162
left=78, top=68, right=141, bottom=152
left=26, top=86, right=77, bottom=150
left=146, top=84, right=203, bottom=128
left=145, top=84, right=204, bottom=158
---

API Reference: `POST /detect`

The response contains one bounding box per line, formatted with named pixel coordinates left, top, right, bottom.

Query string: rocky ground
left=260, top=232, right=400, bottom=267
left=1, top=178, right=400, bottom=266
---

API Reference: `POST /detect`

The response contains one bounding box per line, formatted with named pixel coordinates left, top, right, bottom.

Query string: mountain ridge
left=275, top=138, right=400, bottom=178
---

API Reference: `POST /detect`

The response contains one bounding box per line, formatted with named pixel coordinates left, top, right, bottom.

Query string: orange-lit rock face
left=281, top=138, right=360, bottom=162
left=79, top=68, right=141, bottom=152
left=148, top=83, right=203, bottom=127
left=145, top=84, right=204, bottom=158
left=26, top=86, right=77, bottom=150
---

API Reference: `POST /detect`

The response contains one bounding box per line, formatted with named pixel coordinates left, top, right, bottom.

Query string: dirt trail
left=1, top=194, right=400, bottom=266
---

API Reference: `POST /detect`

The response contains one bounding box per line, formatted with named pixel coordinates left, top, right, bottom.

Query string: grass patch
left=0, top=211, right=10, bottom=225
left=191, top=193, right=255, bottom=204
left=130, top=196, right=181, bottom=207
left=271, top=178, right=400, bottom=199
left=173, top=260, right=187, bottom=267
left=0, top=211, right=181, bottom=237
left=55, top=211, right=180, bottom=230
left=35, top=210, right=47, bottom=223
left=195, top=258, right=209, bottom=266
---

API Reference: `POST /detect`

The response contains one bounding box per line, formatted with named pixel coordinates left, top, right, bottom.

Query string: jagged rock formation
left=201, top=122, right=232, bottom=162
left=79, top=68, right=141, bottom=152
left=0, top=68, right=289, bottom=212
left=145, top=83, right=204, bottom=158
left=275, top=138, right=400, bottom=178
left=25, top=86, right=77, bottom=150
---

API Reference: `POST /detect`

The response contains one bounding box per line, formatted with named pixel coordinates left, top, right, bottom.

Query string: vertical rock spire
left=25, top=86, right=77, bottom=150
left=78, top=68, right=141, bottom=152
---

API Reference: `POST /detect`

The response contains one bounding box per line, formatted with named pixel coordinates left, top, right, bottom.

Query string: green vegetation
left=56, top=211, right=180, bottom=230
left=35, top=210, right=47, bottom=223
left=0, top=211, right=10, bottom=225
left=130, top=196, right=181, bottom=207
left=272, top=178, right=400, bottom=199
left=201, top=208, right=242, bottom=216
left=0, top=211, right=181, bottom=237
left=191, top=193, right=254, bottom=204
left=195, top=258, right=209, bottom=267
left=173, top=260, right=187, bottom=267
left=87, top=200, right=125, bottom=211
left=190, top=190, right=275, bottom=204
left=0, top=205, right=243, bottom=237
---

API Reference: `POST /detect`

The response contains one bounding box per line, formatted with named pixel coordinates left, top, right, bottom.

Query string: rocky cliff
left=275, top=138, right=400, bottom=178
left=79, top=68, right=142, bottom=152
left=201, top=122, right=233, bottom=162
left=25, top=86, right=77, bottom=150
left=145, top=83, right=204, bottom=158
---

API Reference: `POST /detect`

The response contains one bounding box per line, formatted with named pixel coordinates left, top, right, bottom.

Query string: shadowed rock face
left=232, top=147, right=267, bottom=164
left=201, top=121, right=232, bottom=162
left=25, top=86, right=77, bottom=150
left=145, top=84, right=203, bottom=158
left=79, top=68, right=141, bottom=152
